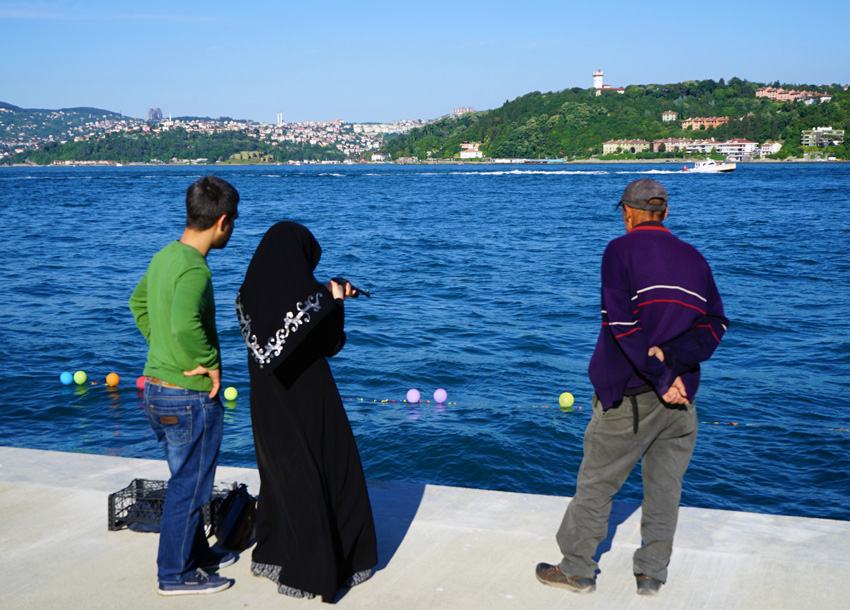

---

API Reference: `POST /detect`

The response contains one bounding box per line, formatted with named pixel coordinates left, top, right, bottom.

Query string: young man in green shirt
left=130, top=175, right=239, bottom=595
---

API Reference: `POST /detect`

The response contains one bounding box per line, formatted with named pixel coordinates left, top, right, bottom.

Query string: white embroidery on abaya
left=236, top=292, right=324, bottom=366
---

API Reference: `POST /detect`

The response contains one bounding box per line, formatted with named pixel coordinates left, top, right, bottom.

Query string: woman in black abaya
left=236, top=221, right=377, bottom=602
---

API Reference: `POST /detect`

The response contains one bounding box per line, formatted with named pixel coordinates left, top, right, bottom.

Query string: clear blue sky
left=2, top=0, right=848, bottom=123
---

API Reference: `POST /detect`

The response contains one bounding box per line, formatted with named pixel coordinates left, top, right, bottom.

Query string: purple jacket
left=588, top=221, right=728, bottom=409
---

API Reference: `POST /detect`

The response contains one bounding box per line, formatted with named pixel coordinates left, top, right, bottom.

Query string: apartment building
left=603, top=139, right=650, bottom=154
left=682, top=116, right=730, bottom=130
left=801, top=126, right=845, bottom=147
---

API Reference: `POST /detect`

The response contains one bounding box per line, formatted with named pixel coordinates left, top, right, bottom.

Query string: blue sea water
left=1, top=163, right=848, bottom=521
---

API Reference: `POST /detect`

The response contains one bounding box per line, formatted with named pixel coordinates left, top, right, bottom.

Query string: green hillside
left=380, top=78, right=850, bottom=160
left=4, top=127, right=344, bottom=165
left=0, top=102, right=128, bottom=143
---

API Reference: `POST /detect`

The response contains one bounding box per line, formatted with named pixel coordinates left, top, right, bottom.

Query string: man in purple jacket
left=536, top=178, right=728, bottom=597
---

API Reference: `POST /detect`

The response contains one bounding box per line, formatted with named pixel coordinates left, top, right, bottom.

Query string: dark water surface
left=1, top=163, right=848, bottom=520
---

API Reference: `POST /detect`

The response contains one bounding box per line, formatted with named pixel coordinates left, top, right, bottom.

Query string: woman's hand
left=329, top=279, right=353, bottom=301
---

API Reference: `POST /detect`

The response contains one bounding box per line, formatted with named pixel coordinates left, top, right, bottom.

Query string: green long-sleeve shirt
left=129, top=241, right=220, bottom=392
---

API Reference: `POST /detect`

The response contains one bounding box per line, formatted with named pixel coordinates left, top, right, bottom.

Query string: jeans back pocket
left=149, top=403, right=193, bottom=445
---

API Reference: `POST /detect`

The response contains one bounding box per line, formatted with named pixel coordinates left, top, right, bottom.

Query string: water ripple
left=1, top=163, right=848, bottom=521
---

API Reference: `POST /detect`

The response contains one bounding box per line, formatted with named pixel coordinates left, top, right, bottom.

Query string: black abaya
left=237, top=222, right=377, bottom=602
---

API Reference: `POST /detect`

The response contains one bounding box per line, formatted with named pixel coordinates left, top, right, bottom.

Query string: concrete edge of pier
left=1, top=446, right=848, bottom=609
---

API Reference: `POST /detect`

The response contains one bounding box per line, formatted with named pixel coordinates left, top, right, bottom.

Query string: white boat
left=683, top=158, right=736, bottom=173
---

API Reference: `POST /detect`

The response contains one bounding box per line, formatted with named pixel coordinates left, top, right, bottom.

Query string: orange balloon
left=106, top=373, right=120, bottom=386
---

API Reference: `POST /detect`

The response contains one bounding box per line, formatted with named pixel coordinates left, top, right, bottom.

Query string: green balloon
left=224, top=386, right=238, bottom=401
left=73, top=370, right=87, bottom=385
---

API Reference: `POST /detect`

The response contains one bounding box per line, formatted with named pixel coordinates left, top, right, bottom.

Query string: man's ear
left=216, top=214, right=230, bottom=230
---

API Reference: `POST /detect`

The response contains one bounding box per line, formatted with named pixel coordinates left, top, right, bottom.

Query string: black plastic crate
left=108, top=478, right=230, bottom=532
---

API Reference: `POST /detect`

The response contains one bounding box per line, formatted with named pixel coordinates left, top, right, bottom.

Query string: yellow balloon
left=224, top=386, right=238, bottom=401
left=73, top=370, right=87, bottom=385
left=559, top=392, right=575, bottom=408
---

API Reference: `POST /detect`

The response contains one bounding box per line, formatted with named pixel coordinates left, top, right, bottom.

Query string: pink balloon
left=136, top=376, right=146, bottom=390
left=406, top=389, right=421, bottom=403
left=434, top=388, right=448, bottom=403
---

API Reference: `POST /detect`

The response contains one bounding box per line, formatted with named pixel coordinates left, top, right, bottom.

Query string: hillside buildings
left=1, top=108, right=431, bottom=161
left=646, top=137, right=765, bottom=159
left=602, top=139, right=650, bottom=154
left=801, top=126, right=845, bottom=147
left=662, top=110, right=679, bottom=122
left=756, top=87, right=831, bottom=104
left=652, top=138, right=692, bottom=153
left=759, top=141, right=782, bottom=156
left=459, top=141, right=483, bottom=159
left=351, top=119, right=424, bottom=136
left=682, top=116, right=730, bottom=130
left=715, top=139, right=759, bottom=160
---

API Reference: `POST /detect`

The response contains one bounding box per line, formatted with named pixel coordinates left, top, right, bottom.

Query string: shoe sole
left=158, top=581, right=232, bottom=596
left=535, top=573, right=595, bottom=594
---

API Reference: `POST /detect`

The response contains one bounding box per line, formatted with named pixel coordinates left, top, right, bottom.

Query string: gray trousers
left=556, top=391, right=697, bottom=582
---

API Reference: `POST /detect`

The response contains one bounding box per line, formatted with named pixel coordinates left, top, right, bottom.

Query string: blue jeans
left=144, top=382, right=224, bottom=585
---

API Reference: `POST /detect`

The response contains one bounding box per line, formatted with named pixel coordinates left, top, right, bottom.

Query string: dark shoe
left=636, top=573, right=663, bottom=596
left=158, top=569, right=233, bottom=596
left=535, top=563, right=596, bottom=594
left=200, top=548, right=238, bottom=571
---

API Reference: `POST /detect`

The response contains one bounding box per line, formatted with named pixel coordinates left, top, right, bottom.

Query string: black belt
left=612, top=387, right=650, bottom=434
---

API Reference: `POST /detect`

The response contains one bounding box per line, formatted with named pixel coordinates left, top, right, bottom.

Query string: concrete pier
left=1, top=446, right=848, bottom=609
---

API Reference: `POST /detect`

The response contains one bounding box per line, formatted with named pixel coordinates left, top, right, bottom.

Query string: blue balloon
left=60, top=371, right=73, bottom=385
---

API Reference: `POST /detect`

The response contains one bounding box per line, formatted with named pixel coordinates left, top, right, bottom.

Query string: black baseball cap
left=616, top=178, right=668, bottom=211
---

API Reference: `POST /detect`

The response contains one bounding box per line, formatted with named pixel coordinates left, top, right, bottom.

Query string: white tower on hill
left=593, top=69, right=604, bottom=90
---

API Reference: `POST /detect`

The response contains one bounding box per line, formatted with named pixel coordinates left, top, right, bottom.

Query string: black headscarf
left=236, top=221, right=335, bottom=373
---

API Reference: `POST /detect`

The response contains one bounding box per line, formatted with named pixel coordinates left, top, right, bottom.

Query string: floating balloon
left=434, top=388, right=448, bottom=403
left=73, top=370, right=87, bottom=385
left=224, top=386, right=238, bottom=401
left=406, top=389, right=421, bottom=403
left=106, top=373, right=120, bottom=387
left=559, top=392, right=575, bottom=408
left=136, top=376, right=146, bottom=390
left=60, top=371, right=73, bottom=385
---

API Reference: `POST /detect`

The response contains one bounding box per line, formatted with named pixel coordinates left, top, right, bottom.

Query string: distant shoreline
left=1, top=158, right=846, bottom=168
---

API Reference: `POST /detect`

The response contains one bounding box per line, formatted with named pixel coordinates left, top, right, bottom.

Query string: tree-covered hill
left=0, top=101, right=132, bottom=144
left=381, top=79, right=850, bottom=160
left=4, top=127, right=344, bottom=165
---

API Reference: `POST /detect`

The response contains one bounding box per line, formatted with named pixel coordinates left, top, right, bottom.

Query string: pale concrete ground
left=1, top=446, right=848, bottom=609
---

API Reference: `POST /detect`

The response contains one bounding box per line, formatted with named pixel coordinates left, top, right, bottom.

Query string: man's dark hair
left=185, top=176, right=239, bottom=230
